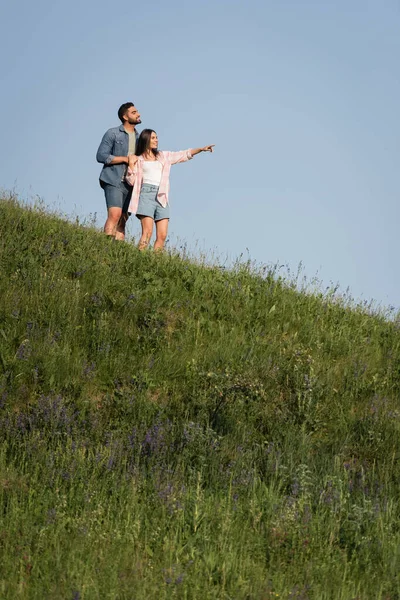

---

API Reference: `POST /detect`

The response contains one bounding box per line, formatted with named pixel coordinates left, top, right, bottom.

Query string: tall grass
left=1, top=195, right=400, bottom=599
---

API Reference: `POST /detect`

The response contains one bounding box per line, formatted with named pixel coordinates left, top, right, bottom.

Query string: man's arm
left=107, top=156, right=129, bottom=165
left=96, top=130, right=129, bottom=166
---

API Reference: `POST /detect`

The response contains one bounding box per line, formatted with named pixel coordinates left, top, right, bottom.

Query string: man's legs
left=104, top=207, right=123, bottom=237
left=103, top=183, right=131, bottom=240
left=154, top=219, right=169, bottom=251
left=115, top=212, right=129, bottom=241
left=138, top=216, right=154, bottom=250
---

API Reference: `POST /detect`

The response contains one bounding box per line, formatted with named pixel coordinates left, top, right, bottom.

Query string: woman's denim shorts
left=136, top=183, right=170, bottom=221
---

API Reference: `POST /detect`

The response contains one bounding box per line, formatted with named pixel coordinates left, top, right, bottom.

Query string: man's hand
left=202, top=145, right=215, bottom=153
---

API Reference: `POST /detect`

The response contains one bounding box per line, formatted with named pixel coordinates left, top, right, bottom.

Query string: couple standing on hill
left=96, top=102, right=214, bottom=250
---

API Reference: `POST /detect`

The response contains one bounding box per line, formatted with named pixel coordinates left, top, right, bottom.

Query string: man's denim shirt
left=96, top=125, right=139, bottom=188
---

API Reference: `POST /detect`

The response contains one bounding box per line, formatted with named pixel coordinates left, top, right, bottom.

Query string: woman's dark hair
left=118, top=102, right=134, bottom=123
left=135, top=129, right=159, bottom=156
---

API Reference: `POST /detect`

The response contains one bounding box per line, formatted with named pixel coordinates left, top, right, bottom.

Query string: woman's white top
left=142, top=160, right=163, bottom=186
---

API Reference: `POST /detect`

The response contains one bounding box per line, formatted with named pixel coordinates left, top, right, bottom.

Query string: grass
left=1, top=195, right=400, bottom=599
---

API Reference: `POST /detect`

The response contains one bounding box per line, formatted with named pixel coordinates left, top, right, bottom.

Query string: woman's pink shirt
left=126, top=149, right=193, bottom=214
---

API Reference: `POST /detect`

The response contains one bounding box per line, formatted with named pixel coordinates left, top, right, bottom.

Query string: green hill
left=1, top=196, right=400, bottom=599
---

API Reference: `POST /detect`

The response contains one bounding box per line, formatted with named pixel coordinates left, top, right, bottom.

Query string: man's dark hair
left=118, top=102, right=134, bottom=123
left=135, top=129, right=159, bottom=157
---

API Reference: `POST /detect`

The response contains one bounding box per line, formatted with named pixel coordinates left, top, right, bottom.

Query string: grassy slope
left=1, top=197, right=400, bottom=599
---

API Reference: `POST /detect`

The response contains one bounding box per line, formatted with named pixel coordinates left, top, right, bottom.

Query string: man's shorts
left=102, top=181, right=132, bottom=211
left=136, top=183, right=170, bottom=221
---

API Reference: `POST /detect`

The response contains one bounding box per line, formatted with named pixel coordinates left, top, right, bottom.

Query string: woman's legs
left=154, top=219, right=169, bottom=251
left=136, top=185, right=169, bottom=250
left=138, top=216, right=154, bottom=250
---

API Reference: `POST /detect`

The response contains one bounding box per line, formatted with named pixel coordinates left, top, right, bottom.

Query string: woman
left=126, top=129, right=214, bottom=250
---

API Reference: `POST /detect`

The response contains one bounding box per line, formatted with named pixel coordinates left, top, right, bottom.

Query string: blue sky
left=1, top=0, right=399, bottom=310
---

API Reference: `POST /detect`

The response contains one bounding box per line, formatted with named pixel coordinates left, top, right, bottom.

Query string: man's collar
left=119, top=124, right=138, bottom=135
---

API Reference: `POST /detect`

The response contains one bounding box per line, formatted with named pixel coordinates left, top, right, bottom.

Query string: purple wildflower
left=291, top=479, right=300, bottom=497
left=83, top=361, right=96, bottom=379
left=91, top=293, right=102, bottom=305
left=51, top=331, right=61, bottom=344
left=141, top=421, right=169, bottom=457
left=107, top=455, right=115, bottom=471
left=0, top=391, right=7, bottom=410
left=128, top=428, right=137, bottom=452
left=72, top=269, right=87, bottom=279
left=47, top=508, right=57, bottom=524
left=16, top=341, right=31, bottom=360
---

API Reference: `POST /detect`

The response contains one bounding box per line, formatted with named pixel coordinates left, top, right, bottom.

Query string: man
left=96, top=102, right=141, bottom=240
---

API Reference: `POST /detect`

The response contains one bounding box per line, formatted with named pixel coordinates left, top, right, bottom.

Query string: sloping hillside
left=1, top=197, right=400, bottom=599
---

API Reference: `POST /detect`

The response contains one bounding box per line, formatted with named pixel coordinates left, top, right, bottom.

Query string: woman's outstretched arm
left=166, top=146, right=215, bottom=165
left=190, top=145, right=215, bottom=157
